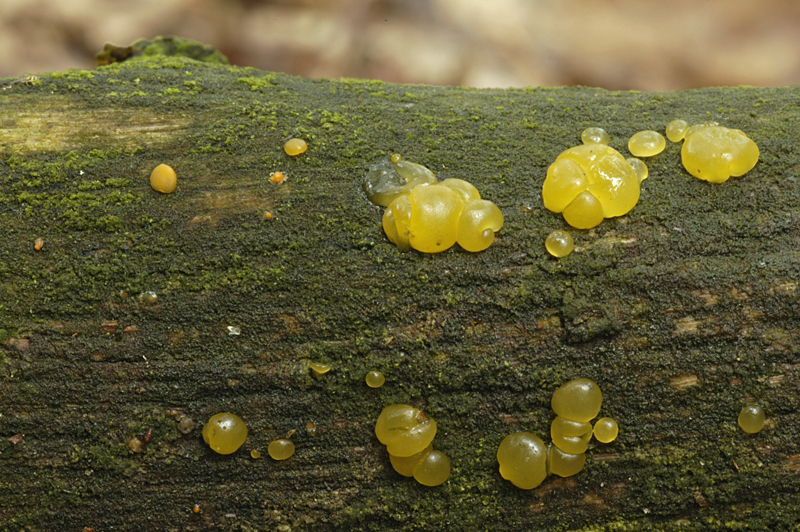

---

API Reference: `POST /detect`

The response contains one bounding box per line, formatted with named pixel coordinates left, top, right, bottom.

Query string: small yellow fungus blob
left=382, top=194, right=413, bottom=252
left=34, top=238, right=44, bottom=251
left=413, top=450, right=451, bottom=487
left=545, top=230, right=574, bottom=258
left=562, top=190, right=605, bottom=230
left=593, top=417, right=619, bottom=443
left=628, top=130, right=666, bottom=157
left=139, top=291, right=158, bottom=305
left=270, top=171, right=286, bottom=184
left=551, top=378, right=603, bottom=423
left=496, top=432, right=547, bottom=490
left=457, top=199, right=504, bottom=252
left=150, top=163, right=177, bottom=194
left=390, top=443, right=433, bottom=477
left=250, top=449, right=262, bottom=459
left=284, top=138, right=307, bottom=156
left=375, top=404, right=437, bottom=457
left=267, top=439, right=296, bottom=460
left=202, top=413, right=248, bottom=455
left=178, top=417, right=195, bottom=434
left=310, top=362, right=331, bottom=376
left=440, top=178, right=481, bottom=203
left=551, top=428, right=591, bottom=455
left=366, top=370, right=385, bottom=388
left=581, top=127, right=610, bottom=145
left=738, top=405, right=765, bottom=434
left=193, top=504, right=201, bottom=514
left=407, top=184, right=464, bottom=253
left=264, top=211, right=274, bottom=219
left=666, top=119, right=689, bottom=143
left=547, top=445, right=586, bottom=478
left=626, top=157, right=648, bottom=183
left=681, top=125, right=759, bottom=183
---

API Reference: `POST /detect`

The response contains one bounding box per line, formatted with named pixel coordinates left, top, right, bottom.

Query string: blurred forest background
left=1, top=0, right=799, bottom=90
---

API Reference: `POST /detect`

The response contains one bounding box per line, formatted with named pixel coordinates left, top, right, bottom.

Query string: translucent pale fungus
left=366, top=370, right=386, bottom=388
left=413, top=450, right=451, bottom=486
left=681, top=125, right=759, bottom=183
left=626, top=158, right=648, bottom=183
left=628, top=130, right=666, bottom=157
left=202, top=413, right=248, bottom=455
left=150, top=163, right=177, bottom=194
left=267, top=438, right=296, bottom=460
left=284, top=138, right=307, bottom=156
left=178, top=417, right=195, bottom=434
left=581, top=127, right=610, bottom=145
left=548, top=445, right=586, bottom=478
left=738, top=405, right=765, bottom=434
left=139, top=291, right=158, bottom=305
left=310, top=362, right=331, bottom=376
left=407, top=184, right=464, bottom=253
left=545, top=230, right=574, bottom=258
left=496, top=432, right=548, bottom=489
left=666, top=119, right=689, bottom=143
left=390, top=443, right=433, bottom=477
left=34, top=238, right=44, bottom=251
left=457, top=199, right=504, bottom=252
left=593, top=417, right=619, bottom=443
left=364, top=156, right=436, bottom=207
left=375, top=404, right=437, bottom=457
left=551, top=378, right=603, bottom=423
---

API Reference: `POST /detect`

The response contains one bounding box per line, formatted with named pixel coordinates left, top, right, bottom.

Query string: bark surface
left=1, top=47, right=799, bottom=531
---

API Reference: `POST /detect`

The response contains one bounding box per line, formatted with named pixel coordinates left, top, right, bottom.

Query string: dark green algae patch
left=1, top=51, right=800, bottom=531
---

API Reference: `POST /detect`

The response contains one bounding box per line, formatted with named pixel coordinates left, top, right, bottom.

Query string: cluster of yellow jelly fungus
left=267, top=438, right=296, bottom=460
left=680, top=124, right=759, bottom=183
left=628, top=130, right=666, bottom=157
left=150, top=163, right=177, bottom=194
left=666, top=119, right=689, bottom=143
left=496, top=432, right=548, bottom=489
left=202, top=413, right=248, bottom=455
left=738, top=405, right=765, bottom=434
left=581, top=127, right=610, bottom=145
left=545, top=230, right=574, bottom=258
left=366, top=155, right=504, bottom=253
left=284, top=138, right=307, bottom=156
left=365, top=370, right=385, bottom=388
left=542, top=144, right=640, bottom=229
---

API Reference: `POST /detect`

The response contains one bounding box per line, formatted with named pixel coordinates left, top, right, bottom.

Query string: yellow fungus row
left=375, top=404, right=451, bottom=486
left=365, top=155, right=504, bottom=253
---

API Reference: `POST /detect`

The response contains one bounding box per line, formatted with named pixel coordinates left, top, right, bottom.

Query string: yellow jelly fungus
left=681, top=125, right=759, bottom=183
left=364, top=155, right=436, bottom=207
left=666, top=119, right=689, bottom=143
left=551, top=378, right=603, bottom=423
left=496, top=432, right=547, bottom=490
left=547, top=445, right=586, bottom=478
left=270, top=171, right=286, bottom=184
left=626, top=157, right=648, bottom=183
left=581, top=127, right=610, bottom=145
left=542, top=144, right=640, bottom=229
left=407, top=184, right=464, bottom=253
left=628, top=130, right=666, bottom=157
left=34, top=238, right=44, bottom=251
left=202, top=413, right=248, bottom=455
left=366, top=370, right=385, bottom=388
left=267, top=438, right=296, bottom=460
left=440, top=178, right=481, bottom=203
left=390, top=443, right=433, bottom=477
left=382, top=194, right=412, bottom=252
left=738, top=405, right=765, bottom=434
left=310, top=362, right=331, bottom=376
left=457, top=199, right=504, bottom=252
left=150, top=163, right=177, bottom=194
left=413, top=450, right=451, bottom=487
left=551, top=416, right=592, bottom=438
left=593, top=417, right=619, bottom=443
left=545, top=230, right=574, bottom=258
left=284, top=138, right=307, bottom=156
left=375, top=404, right=437, bottom=457
left=250, top=449, right=262, bottom=459
left=551, top=430, right=591, bottom=455
left=684, top=121, right=718, bottom=139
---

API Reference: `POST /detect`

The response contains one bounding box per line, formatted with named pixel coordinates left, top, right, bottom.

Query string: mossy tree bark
left=1, top=52, right=799, bottom=531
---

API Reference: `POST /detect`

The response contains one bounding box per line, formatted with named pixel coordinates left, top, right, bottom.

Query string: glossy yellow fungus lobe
left=366, top=370, right=385, bottom=388
left=150, top=163, right=177, bottom=194
left=390, top=443, right=433, bottom=477
left=267, top=438, right=296, bottom=460
left=250, top=449, right=262, bottom=459
left=681, top=125, right=759, bottom=183
left=626, top=158, right=648, bottom=183
left=593, top=417, right=619, bottom=443
left=548, top=445, right=586, bottom=478
left=202, top=413, right=247, bottom=455
left=738, top=405, right=765, bottom=434
left=413, top=450, right=451, bottom=486
left=551, top=421, right=592, bottom=455
left=628, top=130, right=666, bottom=157
left=666, top=119, right=689, bottom=143
left=545, top=230, right=574, bottom=258
left=284, top=138, right=307, bottom=156
left=407, top=185, right=464, bottom=253
left=496, top=432, right=547, bottom=489
left=457, top=199, right=504, bottom=252
left=551, top=378, right=603, bottom=423
left=375, top=404, right=437, bottom=457
left=270, top=171, right=286, bottom=184
left=581, top=127, right=610, bottom=145
left=310, top=362, right=331, bottom=376
left=543, top=145, right=640, bottom=229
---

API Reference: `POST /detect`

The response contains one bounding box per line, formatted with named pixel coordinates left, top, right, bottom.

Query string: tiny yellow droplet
left=366, top=370, right=385, bottom=388
left=270, top=171, right=286, bottom=184
left=149, top=164, right=177, bottom=194
left=250, top=449, right=261, bottom=459
left=284, top=138, right=307, bottom=156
